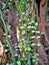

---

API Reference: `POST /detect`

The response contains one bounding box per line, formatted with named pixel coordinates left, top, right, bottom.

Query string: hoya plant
left=15, top=0, right=40, bottom=65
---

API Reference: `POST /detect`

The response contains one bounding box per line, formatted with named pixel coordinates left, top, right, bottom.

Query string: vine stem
left=0, top=9, right=17, bottom=65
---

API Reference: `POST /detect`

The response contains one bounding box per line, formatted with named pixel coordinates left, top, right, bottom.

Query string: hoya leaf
left=17, top=61, right=21, bottom=65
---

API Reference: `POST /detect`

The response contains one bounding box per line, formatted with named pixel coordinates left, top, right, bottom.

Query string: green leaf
left=31, top=43, right=36, bottom=47
left=31, top=26, right=36, bottom=29
left=17, top=61, right=21, bottom=65
left=28, top=26, right=31, bottom=29
left=20, top=24, right=26, bottom=30
left=31, top=30, right=35, bottom=33
left=27, top=47, right=31, bottom=51
left=31, top=20, right=35, bottom=23
left=35, top=22, right=38, bottom=26
left=22, top=12, right=25, bottom=15
left=32, top=59, right=36, bottom=62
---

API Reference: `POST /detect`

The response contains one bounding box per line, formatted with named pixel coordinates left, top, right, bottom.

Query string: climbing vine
left=15, top=0, right=40, bottom=65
